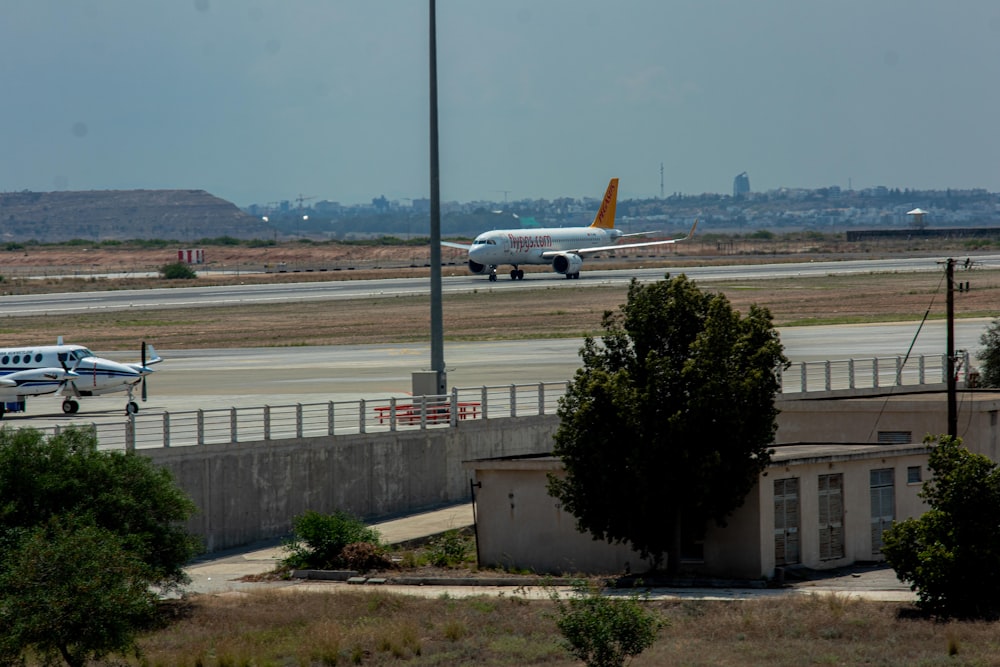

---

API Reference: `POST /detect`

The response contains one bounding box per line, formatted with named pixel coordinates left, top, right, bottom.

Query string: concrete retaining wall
left=145, top=416, right=559, bottom=552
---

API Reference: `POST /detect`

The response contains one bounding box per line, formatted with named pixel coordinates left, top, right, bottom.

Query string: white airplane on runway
left=0, top=339, right=161, bottom=418
left=442, top=178, right=697, bottom=281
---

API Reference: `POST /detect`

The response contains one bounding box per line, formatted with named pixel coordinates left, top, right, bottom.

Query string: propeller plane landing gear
left=125, top=382, right=141, bottom=416
left=62, top=399, right=80, bottom=414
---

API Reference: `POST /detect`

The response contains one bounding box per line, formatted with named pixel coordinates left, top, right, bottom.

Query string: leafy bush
left=159, top=262, right=197, bottom=280
left=551, top=582, right=665, bottom=667
left=282, top=510, right=381, bottom=570
left=426, top=529, right=473, bottom=567
left=0, top=517, right=158, bottom=666
left=195, top=235, right=241, bottom=246
left=882, top=435, right=1000, bottom=619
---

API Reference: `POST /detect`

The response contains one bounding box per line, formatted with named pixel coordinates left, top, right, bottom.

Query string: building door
left=870, top=468, right=895, bottom=555
left=774, top=477, right=800, bottom=565
left=818, top=473, right=845, bottom=560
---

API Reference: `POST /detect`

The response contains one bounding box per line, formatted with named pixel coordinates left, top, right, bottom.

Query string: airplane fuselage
left=469, top=227, right=623, bottom=270
left=0, top=344, right=144, bottom=402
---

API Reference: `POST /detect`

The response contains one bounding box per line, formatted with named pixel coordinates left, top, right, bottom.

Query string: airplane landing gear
left=124, top=384, right=141, bottom=416
left=62, top=399, right=80, bottom=414
left=489, top=267, right=498, bottom=282
left=509, top=267, right=524, bottom=280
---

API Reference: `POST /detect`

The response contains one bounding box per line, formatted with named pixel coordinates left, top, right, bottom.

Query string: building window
left=773, top=478, right=800, bottom=566
left=877, top=431, right=912, bottom=444
left=870, top=469, right=895, bottom=555
left=818, top=473, right=845, bottom=560
left=907, top=466, right=922, bottom=484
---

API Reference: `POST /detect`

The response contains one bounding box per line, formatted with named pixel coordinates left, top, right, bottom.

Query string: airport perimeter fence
left=36, top=352, right=968, bottom=451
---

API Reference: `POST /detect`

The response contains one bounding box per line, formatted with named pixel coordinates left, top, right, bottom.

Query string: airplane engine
left=551, top=253, right=583, bottom=276
left=468, top=259, right=490, bottom=275
left=5, top=367, right=76, bottom=383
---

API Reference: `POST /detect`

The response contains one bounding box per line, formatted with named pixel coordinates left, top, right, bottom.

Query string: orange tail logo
left=590, top=178, right=618, bottom=229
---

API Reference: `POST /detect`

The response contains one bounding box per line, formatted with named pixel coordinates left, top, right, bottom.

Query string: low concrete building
left=776, top=391, right=1000, bottom=460
left=466, top=443, right=928, bottom=579
left=465, top=389, right=1000, bottom=579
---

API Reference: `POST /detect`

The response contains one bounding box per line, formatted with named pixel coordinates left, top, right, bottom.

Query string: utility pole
left=946, top=258, right=957, bottom=438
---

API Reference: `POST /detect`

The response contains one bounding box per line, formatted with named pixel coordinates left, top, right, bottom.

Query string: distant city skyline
left=3, top=2, right=999, bottom=207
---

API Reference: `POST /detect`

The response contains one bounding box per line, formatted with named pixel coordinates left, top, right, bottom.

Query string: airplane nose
left=469, top=244, right=488, bottom=262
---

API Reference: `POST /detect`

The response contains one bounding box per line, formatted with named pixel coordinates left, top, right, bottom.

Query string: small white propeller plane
left=442, top=178, right=697, bottom=281
left=0, top=339, right=161, bottom=418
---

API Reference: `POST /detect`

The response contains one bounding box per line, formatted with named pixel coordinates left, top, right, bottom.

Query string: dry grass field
left=133, top=589, right=1000, bottom=666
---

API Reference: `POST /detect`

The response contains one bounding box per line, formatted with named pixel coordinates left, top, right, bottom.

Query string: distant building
left=733, top=171, right=750, bottom=198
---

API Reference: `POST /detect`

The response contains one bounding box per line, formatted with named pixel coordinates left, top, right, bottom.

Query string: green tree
left=548, top=275, right=787, bottom=574
left=977, top=316, right=1000, bottom=387
left=552, top=583, right=664, bottom=667
left=0, top=426, right=198, bottom=588
left=0, top=518, right=158, bottom=667
left=0, top=426, right=197, bottom=666
left=882, top=435, right=1000, bottom=619
left=159, top=261, right=197, bottom=279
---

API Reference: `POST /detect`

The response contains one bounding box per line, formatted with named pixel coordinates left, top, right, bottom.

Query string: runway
left=4, top=318, right=991, bottom=431
left=4, top=253, right=1000, bottom=315
left=0, top=256, right=993, bottom=428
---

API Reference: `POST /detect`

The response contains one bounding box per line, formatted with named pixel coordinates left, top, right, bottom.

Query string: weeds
left=426, top=529, right=473, bottom=567
left=130, top=589, right=1000, bottom=666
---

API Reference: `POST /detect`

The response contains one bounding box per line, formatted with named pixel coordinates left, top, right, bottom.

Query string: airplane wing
left=441, top=241, right=471, bottom=250
left=542, top=220, right=698, bottom=258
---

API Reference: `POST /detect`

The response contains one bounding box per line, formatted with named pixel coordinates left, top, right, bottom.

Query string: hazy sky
left=3, top=1, right=999, bottom=206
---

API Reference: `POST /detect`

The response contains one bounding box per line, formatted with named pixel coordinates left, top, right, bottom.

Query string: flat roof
left=465, top=443, right=928, bottom=472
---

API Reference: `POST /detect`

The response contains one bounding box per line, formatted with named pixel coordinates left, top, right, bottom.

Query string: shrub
left=552, top=582, right=665, bottom=667
left=426, top=529, right=472, bottom=568
left=340, top=541, right=394, bottom=573
left=882, top=435, right=1000, bottom=619
left=282, top=510, right=381, bottom=570
left=159, top=262, right=197, bottom=280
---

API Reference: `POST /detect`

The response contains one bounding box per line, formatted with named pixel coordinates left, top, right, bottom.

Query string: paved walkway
left=185, top=504, right=474, bottom=595
left=183, top=503, right=916, bottom=602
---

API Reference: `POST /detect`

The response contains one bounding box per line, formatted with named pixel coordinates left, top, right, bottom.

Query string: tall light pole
left=414, top=0, right=447, bottom=397
left=946, top=258, right=957, bottom=438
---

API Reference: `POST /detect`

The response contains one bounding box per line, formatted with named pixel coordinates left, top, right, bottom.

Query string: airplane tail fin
left=589, top=178, right=619, bottom=229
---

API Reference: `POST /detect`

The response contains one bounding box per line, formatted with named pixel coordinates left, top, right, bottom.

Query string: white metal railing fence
left=32, top=353, right=967, bottom=450
left=780, top=352, right=969, bottom=395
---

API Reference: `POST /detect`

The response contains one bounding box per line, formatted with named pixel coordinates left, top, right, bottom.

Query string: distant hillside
left=0, top=190, right=274, bottom=242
